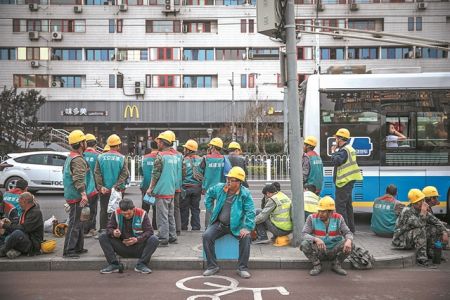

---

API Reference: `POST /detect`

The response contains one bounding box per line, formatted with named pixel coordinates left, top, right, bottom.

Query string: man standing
left=302, top=136, right=323, bottom=193
left=254, top=184, right=292, bottom=244
left=0, top=192, right=43, bottom=259
left=392, top=189, right=448, bottom=267
left=202, top=167, right=255, bottom=279
left=140, top=141, right=158, bottom=229
left=166, top=130, right=183, bottom=236
left=330, top=128, right=362, bottom=233
left=370, top=184, right=404, bottom=237
left=146, top=131, right=178, bottom=247
left=83, top=133, right=100, bottom=237
left=63, top=130, right=97, bottom=259
left=226, top=142, right=249, bottom=188
left=181, top=139, right=203, bottom=231
left=99, top=198, right=159, bottom=274
left=300, top=196, right=354, bottom=276
left=3, top=179, right=28, bottom=217
left=95, top=134, right=129, bottom=233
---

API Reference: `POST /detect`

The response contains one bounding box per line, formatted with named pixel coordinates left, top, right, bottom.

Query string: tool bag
left=348, top=246, right=375, bottom=270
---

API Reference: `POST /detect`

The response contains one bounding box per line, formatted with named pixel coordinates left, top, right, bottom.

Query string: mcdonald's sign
left=123, top=105, right=139, bottom=119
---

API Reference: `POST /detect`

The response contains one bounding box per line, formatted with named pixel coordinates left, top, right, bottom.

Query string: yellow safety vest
left=270, top=192, right=293, bottom=232
left=336, top=145, right=363, bottom=188
left=304, top=190, right=319, bottom=213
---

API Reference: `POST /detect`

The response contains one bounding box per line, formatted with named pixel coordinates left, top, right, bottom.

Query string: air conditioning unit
left=29, top=31, right=40, bottom=41
left=29, top=3, right=39, bottom=11
left=119, top=4, right=128, bottom=11
left=316, top=3, right=324, bottom=12
left=52, top=32, right=63, bottom=40
left=135, top=83, right=145, bottom=95
left=135, top=81, right=141, bottom=87
left=333, top=31, right=343, bottom=39
left=74, top=5, right=83, bottom=13
left=51, top=81, right=62, bottom=88
left=164, top=0, right=171, bottom=11
left=350, top=3, right=358, bottom=11
left=31, top=60, right=40, bottom=68
left=417, top=2, right=427, bottom=10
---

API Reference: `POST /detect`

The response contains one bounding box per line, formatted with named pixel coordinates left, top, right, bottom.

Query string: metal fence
left=127, top=154, right=290, bottom=184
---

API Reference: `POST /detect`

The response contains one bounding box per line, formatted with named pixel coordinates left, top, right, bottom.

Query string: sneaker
left=417, top=260, right=437, bottom=269
left=237, top=269, right=251, bottom=279
left=203, top=267, right=220, bottom=276
left=134, top=263, right=152, bottom=274
left=158, top=240, right=169, bottom=247
left=76, top=249, right=88, bottom=254
left=253, top=238, right=270, bottom=245
left=309, top=263, right=322, bottom=276
left=169, top=238, right=178, bottom=244
left=63, top=253, right=80, bottom=259
left=100, top=263, right=121, bottom=274
left=6, top=249, right=21, bottom=259
left=331, top=262, right=347, bottom=276
left=85, top=229, right=97, bottom=238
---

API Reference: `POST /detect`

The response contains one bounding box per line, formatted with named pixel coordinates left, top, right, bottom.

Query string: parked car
left=0, top=151, right=69, bottom=193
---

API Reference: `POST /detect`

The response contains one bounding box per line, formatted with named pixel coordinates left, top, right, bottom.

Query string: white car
left=0, top=151, right=69, bottom=193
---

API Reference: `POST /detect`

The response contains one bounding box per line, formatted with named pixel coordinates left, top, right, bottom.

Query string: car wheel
left=5, top=176, right=23, bottom=191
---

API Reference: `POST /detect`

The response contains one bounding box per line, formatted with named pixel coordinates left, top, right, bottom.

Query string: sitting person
left=0, top=192, right=43, bottom=259
left=98, top=198, right=159, bottom=274
left=422, top=186, right=449, bottom=251
left=254, top=184, right=292, bottom=244
left=3, top=179, right=29, bottom=217
left=386, top=122, right=406, bottom=148
left=0, top=191, right=20, bottom=247
left=370, top=184, right=405, bottom=237
left=304, top=184, right=320, bottom=219
left=300, top=196, right=354, bottom=276
left=392, top=189, right=448, bottom=268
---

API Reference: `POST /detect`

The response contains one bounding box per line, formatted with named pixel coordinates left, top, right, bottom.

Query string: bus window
left=417, top=112, right=448, bottom=149
left=385, top=116, right=410, bottom=148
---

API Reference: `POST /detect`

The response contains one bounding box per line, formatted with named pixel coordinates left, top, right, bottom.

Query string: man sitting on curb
left=370, top=184, right=404, bottom=237
left=300, top=196, right=354, bottom=276
left=99, top=198, right=159, bottom=274
left=422, top=186, right=449, bottom=251
left=0, top=192, right=43, bottom=259
left=0, top=191, right=20, bottom=247
left=254, top=184, right=292, bottom=244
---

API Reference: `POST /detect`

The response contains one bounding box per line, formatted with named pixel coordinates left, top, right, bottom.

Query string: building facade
left=0, top=0, right=449, bottom=149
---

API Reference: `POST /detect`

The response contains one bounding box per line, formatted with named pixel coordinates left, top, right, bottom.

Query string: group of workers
left=0, top=126, right=447, bottom=277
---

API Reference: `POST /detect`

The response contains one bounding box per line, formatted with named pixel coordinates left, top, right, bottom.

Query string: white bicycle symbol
left=176, top=275, right=290, bottom=300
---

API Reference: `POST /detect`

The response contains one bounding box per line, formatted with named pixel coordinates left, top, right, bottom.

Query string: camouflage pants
left=300, top=239, right=353, bottom=265
left=392, top=227, right=427, bottom=263
left=426, top=224, right=445, bottom=258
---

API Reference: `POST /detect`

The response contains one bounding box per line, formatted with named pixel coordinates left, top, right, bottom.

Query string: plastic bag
left=44, top=215, right=57, bottom=233
left=107, top=188, right=122, bottom=213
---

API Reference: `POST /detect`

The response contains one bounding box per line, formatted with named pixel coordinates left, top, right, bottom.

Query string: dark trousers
left=99, top=193, right=111, bottom=231
left=255, top=209, right=291, bottom=239
left=335, top=181, right=355, bottom=233
left=141, top=189, right=157, bottom=230
left=98, top=233, right=159, bottom=266
left=180, top=185, right=202, bottom=230
left=202, top=222, right=251, bottom=271
left=4, top=230, right=31, bottom=254
left=174, top=192, right=181, bottom=234
left=84, top=194, right=98, bottom=233
left=64, top=202, right=84, bottom=255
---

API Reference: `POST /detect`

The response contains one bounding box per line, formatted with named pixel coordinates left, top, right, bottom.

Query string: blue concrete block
left=203, top=234, right=239, bottom=260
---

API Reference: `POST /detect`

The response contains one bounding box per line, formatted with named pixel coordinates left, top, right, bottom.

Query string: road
left=1, top=266, right=449, bottom=300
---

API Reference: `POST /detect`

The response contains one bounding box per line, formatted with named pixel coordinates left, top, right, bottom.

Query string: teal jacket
left=304, top=150, right=324, bottom=192
left=97, top=151, right=126, bottom=190
left=153, top=150, right=178, bottom=198
left=205, top=183, right=255, bottom=236
left=83, top=148, right=100, bottom=196
left=371, top=195, right=398, bottom=236
left=182, top=154, right=202, bottom=185
left=140, top=151, right=158, bottom=190
left=64, top=152, right=97, bottom=203
left=201, top=153, right=225, bottom=191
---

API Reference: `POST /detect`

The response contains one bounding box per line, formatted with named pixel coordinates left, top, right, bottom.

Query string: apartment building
left=0, top=0, right=449, bottom=147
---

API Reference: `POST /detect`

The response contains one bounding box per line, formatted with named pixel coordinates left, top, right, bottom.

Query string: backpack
left=348, top=246, right=375, bottom=270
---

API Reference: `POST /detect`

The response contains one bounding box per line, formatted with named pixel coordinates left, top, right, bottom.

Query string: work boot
left=6, top=249, right=21, bottom=259
left=158, top=239, right=169, bottom=247
left=63, top=252, right=80, bottom=259
left=76, top=249, right=88, bottom=254
left=100, top=263, right=122, bottom=274
left=417, top=260, right=437, bottom=269
left=169, top=237, right=178, bottom=244
left=134, top=263, right=152, bottom=274
left=309, top=263, right=322, bottom=276
left=237, top=269, right=251, bottom=279
left=203, top=267, right=220, bottom=276
left=331, top=261, right=347, bottom=276
left=253, top=237, right=270, bottom=245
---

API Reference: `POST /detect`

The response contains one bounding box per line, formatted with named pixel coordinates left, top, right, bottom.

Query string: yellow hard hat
left=85, top=133, right=96, bottom=142
left=107, top=134, right=122, bottom=146
left=304, top=136, right=318, bottom=147
left=408, top=188, right=425, bottom=204
left=166, top=130, right=176, bottom=142
left=53, top=223, right=68, bottom=237
left=68, top=130, right=85, bottom=145
left=228, top=141, right=241, bottom=151
left=182, top=139, right=198, bottom=151
left=335, top=128, right=350, bottom=139
left=318, top=196, right=336, bottom=211
left=41, top=239, right=56, bottom=253
left=422, top=186, right=440, bottom=198
left=208, top=137, right=223, bottom=149
left=157, top=131, right=175, bottom=143
left=226, top=166, right=246, bottom=182
left=103, top=145, right=110, bottom=152
left=273, top=235, right=290, bottom=247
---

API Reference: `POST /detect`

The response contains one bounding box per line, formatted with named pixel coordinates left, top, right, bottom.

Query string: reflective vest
left=140, top=151, right=157, bottom=190
left=153, top=150, right=178, bottom=198
left=304, top=190, right=319, bottom=213
left=270, top=191, right=293, bottom=232
left=183, top=154, right=202, bottom=185
left=63, top=152, right=97, bottom=203
left=169, top=148, right=183, bottom=192
left=311, top=213, right=344, bottom=250
left=83, top=148, right=99, bottom=198
left=2, top=200, right=17, bottom=219
left=335, top=145, right=363, bottom=188
left=305, top=150, right=324, bottom=192
left=3, top=189, right=22, bottom=217
left=115, top=207, right=145, bottom=237
left=97, top=150, right=126, bottom=190
left=202, top=153, right=225, bottom=191
left=370, top=195, right=397, bottom=236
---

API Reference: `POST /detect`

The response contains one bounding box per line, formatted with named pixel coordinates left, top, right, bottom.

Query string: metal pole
left=255, top=82, right=259, bottom=149
left=230, top=72, right=236, bottom=141
left=283, top=87, right=288, bottom=153
left=285, top=0, right=304, bottom=247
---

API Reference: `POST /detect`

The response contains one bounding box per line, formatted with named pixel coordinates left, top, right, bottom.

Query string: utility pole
left=283, top=87, right=288, bottom=153
left=285, top=0, right=304, bottom=247
left=229, top=72, right=236, bottom=141
left=255, top=77, right=259, bottom=150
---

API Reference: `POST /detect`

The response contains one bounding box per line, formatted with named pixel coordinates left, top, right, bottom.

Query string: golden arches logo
left=124, top=105, right=139, bottom=119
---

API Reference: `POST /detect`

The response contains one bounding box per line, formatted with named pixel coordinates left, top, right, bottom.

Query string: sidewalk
left=0, top=229, right=416, bottom=272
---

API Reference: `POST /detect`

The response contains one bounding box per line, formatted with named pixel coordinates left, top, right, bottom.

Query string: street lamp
left=228, top=72, right=236, bottom=141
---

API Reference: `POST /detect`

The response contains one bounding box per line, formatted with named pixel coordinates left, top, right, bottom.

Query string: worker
left=83, top=133, right=100, bottom=237
left=226, top=142, right=249, bottom=188
left=302, top=136, right=323, bottom=193
left=370, top=184, right=404, bottom=237
left=140, top=141, right=158, bottom=229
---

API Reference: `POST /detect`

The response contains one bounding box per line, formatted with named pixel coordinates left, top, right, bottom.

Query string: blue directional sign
left=327, top=137, right=373, bottom=157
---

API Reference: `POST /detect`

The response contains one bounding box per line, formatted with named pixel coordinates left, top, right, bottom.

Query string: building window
left=14, top=74, right=49, bottom=88
left=17, top=47, right=49, bottom=60
left=49, top=20, right=85, bottom=33
left=117, top=49, right=148, bottom=61
left=318, top=19, right=345, bottom=32
left=109, top=19, right=115, bottom=33
left=0, top=0, right=16, bottom=4
left=240, top=74, right=247, bottom=88
left=248, top=73, right=255, bottom=88
left=297, top=47, right=313, bottom=60
left=408, top=17, right=414, bottom=31
left=183, top=75, right=215, bottom=88
left=249, top=48, right=279, bottom=60
left=51, top=0, right=81, bottom=4
left=52, top=48, right=82, bottom=60
left=0, top=48, right=16, bottom=60
left=417, top=47, right=448, bottom=59
left=249, top=19, right=254, bottom=33
left=241, top=19, right=246, bottom=33
left=146, top=74, right=151, bottom=88
left=321, top=47, right=345, bottom=60
left=86, top=0, right=111, bottom=4
left=152, top=75, right=181, bottom=88
left=416, top=17, right=422, bottom=31
left=182, top=48, right=214, bottom=61
left=215, top=48, right=246, bottom=60
left=276, top=74, right=284, bottom=88
left=348, top=47, right=378, bottom=59
left=109, top=74, right=115, bottom=88
left=408, top=16, right=422, bottom=32
left=117, top=74, right=123, bottom=88
left=117, top=19, right=123, bottom=33
left=52, top=75, right=83, bottom=88
left=348, top=19, right=383, bottom=31
left=146, top=20, right=181, bottom=33
left=295, top=19, right=313, bottom=32
left=381, top=47, right=412, bottom=59
left=183, top=21, right=215, bottom=33
left=85, top=49, right=115, bottom=61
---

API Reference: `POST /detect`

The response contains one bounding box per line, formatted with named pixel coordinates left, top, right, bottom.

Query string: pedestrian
left=200, top=137, right=225, bottom=228
left=83, top=133, right=100, bottom=238
left=166, top=130, right=183, bottom=236
left=254, top=183, right=292, bottom=245
left=99, top=198, right=159, bottom=274
left=370, top=184, right=404, bottom=237
left=0, top=192, right=43, bottom=259
left=302, top=136, right=323, bottom=193
left=304, top=184, right=320, bottom=219
left=94, top=134, right=129, bottom=234
left=146, top=131, right=178, bottom=247
left=202, top=167, right=255, bottom=279
left=2, top=178, right=29, bottom=217
left=300, top=196, right=354, bottom=276
left=392, top=189, right=448, bottom=267
left=181, top=139, right=203, bottom=231
left=226, top=142, right=249, bottom=188
left=330, top=128, right=363, bottom=233
left=140, top=141, right=158, bottom=229
left=63, top=130, right=97, bottom=259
